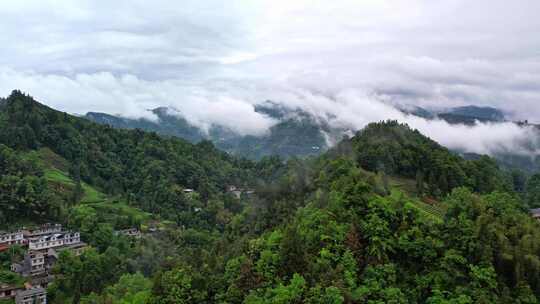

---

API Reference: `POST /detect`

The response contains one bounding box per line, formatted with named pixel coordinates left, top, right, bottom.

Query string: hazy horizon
left=1, top=0, right=540, bottom=156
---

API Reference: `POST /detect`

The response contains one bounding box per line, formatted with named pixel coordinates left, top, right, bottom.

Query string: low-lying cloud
left=248, top=87, right=540, bottom=156
left=2, top=68, right=539, bottom=157
left=1, top=0, right=540, bottom=156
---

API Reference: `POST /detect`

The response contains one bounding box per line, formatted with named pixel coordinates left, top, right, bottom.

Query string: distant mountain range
left=400, top=105, right=506, bottom=124
left=85, top=101, right=335, bottom=159
left=84, top=102, right=540, bottom=173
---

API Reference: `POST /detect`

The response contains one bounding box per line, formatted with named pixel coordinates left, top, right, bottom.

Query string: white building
left=24, top=224, right=62, bottom=237
left=62, top=232, right=81, bottom=245
left=27, top=231, right=80, bottom=250
left=27, top=251, right=45, bottom=276
left=28, top=234, right=63, bottom=251
left=11, top=250, right=46, bottom=277
left=0, top=230, right=25, bottom=246
left=15, top=287, right=47, bottom=304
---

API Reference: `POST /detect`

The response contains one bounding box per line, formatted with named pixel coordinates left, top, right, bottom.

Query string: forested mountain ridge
left=85, top=107, right=208, bottom=143
left=334, top=121, right=510, bottom=197
left=84, top=101, right=540, bottom=175
left=3, top=90, right=540, bottom=303
left=0, top=90, right=278, bottom=226
left=399, top=105, right=506, bottom=124
left=84, top=101, right=334, bottom=159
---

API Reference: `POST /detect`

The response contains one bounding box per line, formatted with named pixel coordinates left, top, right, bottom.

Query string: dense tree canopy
left=0, top=91, right=275, bottom=221
left=2, top=91, right=540, bottom=303
left=341, top=120, right=511, bottom=197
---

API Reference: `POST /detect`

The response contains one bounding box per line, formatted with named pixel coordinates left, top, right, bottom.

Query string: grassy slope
left=22, top=148, right=151, bottom=225
left=387, top=176, right=447, bottom=222
left=44, top=168, right=106, bottom=203
left=23, top=148, right=107, bottom=203
left=24, top=148, right=443, bottom=226
left=356, top=167, right=447, bottom=221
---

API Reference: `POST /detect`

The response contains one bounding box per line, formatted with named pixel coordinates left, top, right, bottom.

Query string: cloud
left=1, top=0, right=540, bottom=154
left=240, top=87, right=540, bottom=156
left=0, top=68, right=277, bottom=136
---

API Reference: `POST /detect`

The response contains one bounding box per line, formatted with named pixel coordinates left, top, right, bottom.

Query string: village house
left=15, top=287, right=47, bottom=304
left=114, top=228, right=142, bottom=238
left=0, top=283, right=23, bottom=301
left=29, top=275, right=55, bottom=289
left=227, top=185, right=255, bottom=199
left=11, top=250, right=46, bottom=277
left=183, top=188, right=197, bottom=199
left=23, top=224, right=62, bottom=238
left=530, top=208, right=540, bottom=220
left=11, top=224, right=87, bottom=279
left=28, top=231, right=81, bottom=250
left=0, top=230, right=25, bottom=246
left=13, top=242, right=88, bottom=278
left=59, top=241, right=87, bottom=256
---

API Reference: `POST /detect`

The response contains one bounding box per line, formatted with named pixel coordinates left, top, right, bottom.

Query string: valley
left=2, top=91, right=540, bottom=303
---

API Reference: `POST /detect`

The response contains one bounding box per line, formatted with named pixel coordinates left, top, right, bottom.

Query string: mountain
left=398, top=105, right=540, bottom=173
left=0, top=90, right=271, bottom=228
left=85, top=107, right=207, bottom=143
left=332, top=120, right=509, bottom=196
left=4, top=91, right=540, bottom=303
left=84, top=102, right=540, bottom=176
left=84, top=101, right=335, bottom=159
left=400, top=104, right=506, bottom=124
left=444, top=105, right=505, bottom=121
left=398, top=105, right=436, bottom=119
left=227, top=101, right=342, bottom=159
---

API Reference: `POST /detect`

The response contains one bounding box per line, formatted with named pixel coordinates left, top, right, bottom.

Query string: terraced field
left=23, top=148, right=107, bottom=203
left=410, top=200, right=447, bottom=222
left=44, top=168, right=107, bottom=203
left=388, top=189, right=447, bottom=222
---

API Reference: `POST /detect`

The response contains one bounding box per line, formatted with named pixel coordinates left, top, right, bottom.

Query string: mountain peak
left=444, top=105, right=505, bottom=121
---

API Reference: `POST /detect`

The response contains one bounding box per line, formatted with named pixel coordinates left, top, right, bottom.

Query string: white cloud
left=1, top=0, right=540, bottom=154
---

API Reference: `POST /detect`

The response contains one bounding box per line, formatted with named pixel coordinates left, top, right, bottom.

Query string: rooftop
left=0, top=283, right=20, bottom=292
left=16, top=287, right=46, bottom=297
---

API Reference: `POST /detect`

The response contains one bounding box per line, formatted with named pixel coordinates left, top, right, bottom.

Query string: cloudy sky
left=1, top=0, right=540, bottom=153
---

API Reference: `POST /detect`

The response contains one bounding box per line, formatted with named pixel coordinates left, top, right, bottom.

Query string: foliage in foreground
left=2, top=91, right=540, bottom=303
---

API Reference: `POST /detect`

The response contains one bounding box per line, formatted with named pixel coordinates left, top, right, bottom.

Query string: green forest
left=2, top=91, right=540, bottom=303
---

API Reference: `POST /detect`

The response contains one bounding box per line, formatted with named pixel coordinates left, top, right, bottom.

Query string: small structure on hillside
left=23, top=224, right=62, bottom=238
left=15, top=287, right=47, bottom=304
left=0, top=230, right=25, bottom=247
left=11, top=224, right=87, bottom=279
left=183, top=188, right=197, bottom=198
left=0, top=283, right=23, bottom=301
left=13, top=250, right=46, bottom=277
left=114, top=228, right=141, bottom=238
left=29, top=275, right=55, bottom=289
left=227, top=185, right=255, bottom=199
left=530, top=208, right=540, bottom=220
left=28, top=231, right=81, bottom=251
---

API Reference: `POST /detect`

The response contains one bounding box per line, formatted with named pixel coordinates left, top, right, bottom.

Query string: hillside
left=2, top=91, right=540, bottom=303
left=0, top=90, right=272, bottom=228
left=444, top=105, right=505, bottom=122
left=84, top=101, right=335, bottom=159
left=400, top=105, right=506, bottom=124
left=83, top=102, right=540, bottom=178
left=85, top=107, right=207, bottom=143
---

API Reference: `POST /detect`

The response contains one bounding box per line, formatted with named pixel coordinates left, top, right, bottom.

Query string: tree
left=526, top=174, right=540, bottom=208
left=149, top=267, right=206, bottom=304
